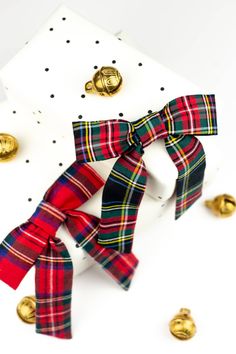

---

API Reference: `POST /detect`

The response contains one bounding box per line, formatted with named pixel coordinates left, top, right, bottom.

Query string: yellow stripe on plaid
left=128, top=124, right=137, bottom=145
left=85, top=122, right=93, bottom=162
left=133, top=116, right=157, bottom=142
left=37, top=256, right=72, bottom=262
left=176, top=182, right=203, bottom=203
left=98, top=235, right=134, bottom=245
left=119, top=155, right=144, bottom=251
left=176, top=154, right=205, bottom=179
left=102, top=204, right=139, bottom=210
left=204, top=95, right=213, bottom=135
left=110, top=170, right=146, bottom=191
left=166, top=135, right=191, bottom=169
left=164, top=105, right=174, bottom=133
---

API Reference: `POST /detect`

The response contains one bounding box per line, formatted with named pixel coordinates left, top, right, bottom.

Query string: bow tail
left=0, top=222, right=49, bottom=289
left=35, top=237, right=73, bottom=339
left=66, top=211, right=139, bottom=290
left=165, top=135, right=206, bottom=219
left=98, top=145, right=147, bottom=253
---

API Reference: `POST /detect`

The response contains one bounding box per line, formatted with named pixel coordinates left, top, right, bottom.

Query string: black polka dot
left=95, top=40, right=100, bottom=44
left=37, top=121, right=41, bottom=124
left=25, top=159, right=30, bottom=163
left=148, top=110, right=152, bottom=114
left=138, top=62, right=143, bottom=66
left=50, top=94, right=54, bottom=98
left=78, top=115, right=83, bottom=119
left=52, top=140, right=56, bottom=144
left=75, top=243, right=80, bottom=248
left=112, top=60, right=116, bottom=64
left=28, top=198, right=32, bottom=202
left=59, top=163, right=63, bottom=166
left=94, top=65, right=98, bottom=69
left=12, top=110, right=16, bottom=114
left=160, top=87, right=165, bottom=91
left=81, top=94, right=86, bottom=98
left=38, top=110, right=42, bottom=114
left=66, top=40, right=70, bottom=43
left=62, top=17, right=66, bottom=21
left=118, top=37, right=122, bottom=41
left=45, top=68, right=49, bottom=72
left=49, top=28, right=54, bottom=31
left=25, top=41, right=29, bottom=45
left=119, top=113, right=123, bottom=117
left=158, top=196, right=162, bottom=199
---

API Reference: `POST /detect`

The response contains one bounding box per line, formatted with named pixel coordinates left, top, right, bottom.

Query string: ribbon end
left=36, top=328, right=72, bottom=340
left=0, top=257, right=27, bottom=290
left=102, top=252, right=139, bottom=291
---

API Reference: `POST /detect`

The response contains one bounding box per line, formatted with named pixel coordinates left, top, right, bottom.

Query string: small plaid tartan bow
left=0, top=162, right=138, bottom=339
left=73, top=94, right=218, bottom=253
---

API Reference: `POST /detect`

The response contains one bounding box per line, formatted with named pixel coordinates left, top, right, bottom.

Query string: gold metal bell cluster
left=85, top=66, right=122, bottom=96
left=205, top=194, right=236, bottom=217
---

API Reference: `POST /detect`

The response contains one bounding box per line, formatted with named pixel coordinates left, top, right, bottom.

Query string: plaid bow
left=0, top=162, right=138, bottom=339
left=73, top=94, right=218, bottom=253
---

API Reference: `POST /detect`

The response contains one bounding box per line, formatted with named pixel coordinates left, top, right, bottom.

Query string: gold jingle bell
left=205, top=194, right=236, bottom=217
left=16, top=296, right=36, bottom=324
left=85, top=66, right=122, bottom=96
left=169, top=308, right=196, bottom=340
left=0, top=133, right=18, bottom=162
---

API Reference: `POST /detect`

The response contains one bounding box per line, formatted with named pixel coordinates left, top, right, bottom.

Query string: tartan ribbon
left=0, top=162, right=138, bottom=339
left=73, top=94, right=218, bottom=253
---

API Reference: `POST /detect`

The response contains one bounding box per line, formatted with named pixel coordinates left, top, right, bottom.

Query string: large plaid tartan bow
left=0, top=162, right=138, bottom=339
left=73, top=94, right=217, bottom=253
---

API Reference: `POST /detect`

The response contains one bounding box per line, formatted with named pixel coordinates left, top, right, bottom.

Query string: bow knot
left=29, top=201, right=67, bottom=236
left=132, top=112, right=169, bottom=148
left=130, top=126, right=142, bottom=147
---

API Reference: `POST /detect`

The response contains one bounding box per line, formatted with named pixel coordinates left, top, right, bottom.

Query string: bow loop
left=44, top=161, right=104, bottom=211
left=159, top=94, right=217, bottom=136
left=73, top=119, right=135, bottom=162
left=29, top=162, right=104, bottom=236
left=0, top=222, right=49, bottom=289
left=0, top=162, right=104, bottom=290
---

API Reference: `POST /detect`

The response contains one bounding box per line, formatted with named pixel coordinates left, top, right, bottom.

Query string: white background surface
left=0, top=1, right=236, bottom=354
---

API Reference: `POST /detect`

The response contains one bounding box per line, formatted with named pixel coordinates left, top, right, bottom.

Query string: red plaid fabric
left=0, top=162, right=138, bottom=339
